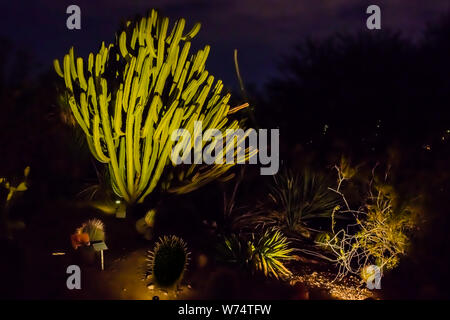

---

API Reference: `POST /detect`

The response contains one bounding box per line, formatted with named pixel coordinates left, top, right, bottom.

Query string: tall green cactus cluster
left=54, top=9, right=254, bottom=204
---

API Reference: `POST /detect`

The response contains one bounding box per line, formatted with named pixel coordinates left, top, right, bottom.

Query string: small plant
left=249, top=228, right=295, bottom=279
left=270, top=169, right=341, bottom=224
left=323, top=162, right=418, bottom=279
left=79, top=219, right=105, bottom=243
left=234, top=168, right=341, bottom=237
left=218, top=228, right=295, bottom=280
left=146, top=235, right=190, bottom=289
left=0, top=167, right=30, bottom=239
left=71, top=219, right=105, bottom=249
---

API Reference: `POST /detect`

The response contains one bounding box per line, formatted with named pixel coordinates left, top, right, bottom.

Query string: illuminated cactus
left=54, top=9, right=256, bottom=204
left=146, top=235, right=190, bottom=289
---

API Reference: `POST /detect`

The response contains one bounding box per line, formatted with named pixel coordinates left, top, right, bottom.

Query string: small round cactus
left=146, top=235, right=190, bottom=289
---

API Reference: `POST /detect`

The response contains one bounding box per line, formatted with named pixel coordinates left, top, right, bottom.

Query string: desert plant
left=78, top=218, right=105, bottom=243
left=249, top=228, right=295, bottom=279
left=270, top=168, right=341, bottom=224
left=218, top=228, right=295, bottom=280
left=234, top=169, right=341, bottom=237
left=53, top=9, right=255, bottom=205
left=217, top=233, right=250, bottom=267
left=321, top=163, right=418, bottom=279
left=146, top=235, right=190, bottom=289
left=0, top=167, right=30, bottom=238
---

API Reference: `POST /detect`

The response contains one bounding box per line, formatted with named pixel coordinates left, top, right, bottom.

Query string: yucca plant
left=216, top=233, right=250, bottom=267
left=53, top=9, right=256, bottom=205
left=218, top=228, right=294, bottom=280
left=249, top=228, right=294, bottom=279
left=146, top=235, right=190, bottom=289
left=234, top=169, right=341, bottom=236
left=269, top=168, right=341, bottom=232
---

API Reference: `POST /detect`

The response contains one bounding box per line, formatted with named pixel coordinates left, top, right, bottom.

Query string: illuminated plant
left=54, top=9, right=255, bottom=205
left=249, top=227, right=295, bottom=279
left=0, top=167, right=30, bottom=238
left=79, top=218, right=105, bottom=242
left=218, top=228, right=295, bottom=280
left=314, top=231, right=333, bottom=251
left=146, top=235, right=190, bottom=289
left=317, top=163, right=418, bottom=280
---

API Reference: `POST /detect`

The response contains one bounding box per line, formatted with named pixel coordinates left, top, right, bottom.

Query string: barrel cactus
left=53, top=9, right=256, bottom=205
left=146, top=235, right=190, bottom=289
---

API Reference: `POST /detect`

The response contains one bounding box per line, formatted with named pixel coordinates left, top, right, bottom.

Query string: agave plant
left=233, top=168, right=341, bottom=236
left=216, top=233, right=250, bottom=267
left=146, top=235, right=190, bottom=289
left=270, top=169, right=341, bottom=223
left=249, top=228, right=294, bottom=279
left=218, top=228, right=294, bottom=280
left=53, top=9, right=255, bottom=205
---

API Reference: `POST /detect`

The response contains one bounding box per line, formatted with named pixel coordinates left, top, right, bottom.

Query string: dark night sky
left=1, top=0, right=448, bottom=88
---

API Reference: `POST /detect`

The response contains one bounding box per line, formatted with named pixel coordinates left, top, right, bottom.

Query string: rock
left=147, top=284, right=155, bottom=290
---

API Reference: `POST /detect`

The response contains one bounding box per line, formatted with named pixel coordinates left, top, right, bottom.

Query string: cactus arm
left=114, top=84, right=125, bottom=136
left=69, top=47, right=78, bottom=81
left=53, top=59, right=64, bottom=78
left=181, top=22, right=201, bottom=41
left=125, top=76, right=138, bottom=197
left=76, top=57, right=88, bottom=91
left=98, top=78, right=130, bottom=201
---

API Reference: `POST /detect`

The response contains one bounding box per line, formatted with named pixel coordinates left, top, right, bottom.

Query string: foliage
left=319, top=162, right=419, bottom=279
left=146, top=235, right=189, bottom=289
left=234, top=168, right=341, bottom=237
left=249, top=228, right=295, bottom=279
left=0, top=166, right=30, bottom=238
left=217, top=233, right=250, bottom=267
left=314, top=231, right=333, bottom=251
left=218, top=228, right=295, bottom=280
left=136, top=209, right=156, bottom=240
left=270, top=168, right=341, bottom=223
left=54, top=9, right=255, bottom=205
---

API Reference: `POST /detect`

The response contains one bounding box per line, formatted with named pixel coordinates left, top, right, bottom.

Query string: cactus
left=146, top=235, right=190, bottom=289
left=54, top=9, right=256, bottom=205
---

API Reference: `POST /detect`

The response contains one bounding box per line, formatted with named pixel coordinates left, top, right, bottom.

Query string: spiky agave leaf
left=146, top=235, right=190, bottom=289
left=216, top=233, right=249, bottom=267
left=249, top=228, right=295, bottom=280
left=268, top=168, right=341, bottom=230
